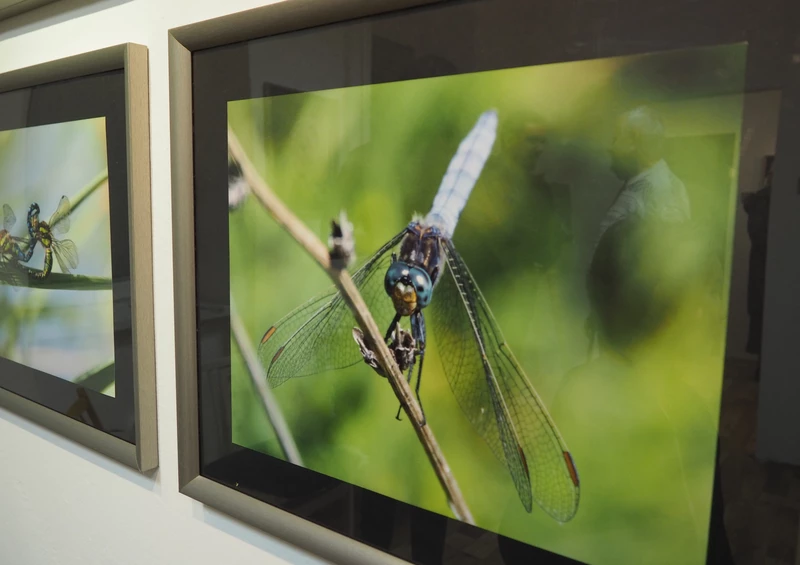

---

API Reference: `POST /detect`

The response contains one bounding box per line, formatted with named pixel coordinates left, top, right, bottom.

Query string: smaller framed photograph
left=0, top=44, right=157, bottom=472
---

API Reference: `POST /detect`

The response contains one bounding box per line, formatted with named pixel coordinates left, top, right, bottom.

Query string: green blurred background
left=228, top=44, right=745, bottom=565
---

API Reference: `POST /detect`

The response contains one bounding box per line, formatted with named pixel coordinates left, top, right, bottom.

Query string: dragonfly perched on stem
left=0, top=204, right=33, bottom=286
left=22, top=197, right=79, bottom=279
left=258, top=110, right=580, bottom=521
left=0, top=204, right=25, bottom=261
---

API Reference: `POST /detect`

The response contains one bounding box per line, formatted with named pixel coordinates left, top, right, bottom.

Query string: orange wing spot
left=563, top=451, right=580, bottom=486
left=518, top=444, right=529, bottom=477
left=271, top=345, right=285, bottom=365
left=260, top=326, right=277, bottom=345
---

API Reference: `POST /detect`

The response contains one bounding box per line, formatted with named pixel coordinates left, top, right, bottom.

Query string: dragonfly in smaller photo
left=0, top=204, right=25, bottom=261
left=258, top=110, right=580, bottom=522
left=0, top=204, right=33, bottom=286
left=23, top=196, right=79, bottom=280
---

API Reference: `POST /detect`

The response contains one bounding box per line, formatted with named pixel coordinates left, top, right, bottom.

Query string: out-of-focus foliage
left=0, top=118, right=116, bottom=396
left=229, top=44, right=745, bottom=565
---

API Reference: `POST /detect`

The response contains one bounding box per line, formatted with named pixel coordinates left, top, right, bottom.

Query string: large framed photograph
left=0, top=44, right=156, bottom=472
left=171, top=2, right=748, bottom=563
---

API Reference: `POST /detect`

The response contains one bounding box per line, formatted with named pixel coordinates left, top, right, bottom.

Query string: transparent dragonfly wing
left=258, top=231, right=405, bottom=387
left=53, top=239, right=79, bottom=273
left=15, top=236, right=34, bottom=259
left=429, top=238, right=580, bottom=521
left=3, top=204, right=16, bottom=231
left=0, top=237, right=29, bottom=289
left=49, top=196, right=71, bottom=235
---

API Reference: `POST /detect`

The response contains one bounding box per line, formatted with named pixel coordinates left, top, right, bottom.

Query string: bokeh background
left=0, top=118, right=116, bottom=396
left=229, top=44, right=745, bottom=565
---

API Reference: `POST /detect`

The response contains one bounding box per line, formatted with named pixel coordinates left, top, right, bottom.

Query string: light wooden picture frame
left=0, top=0, right=60, bottom=22
left=0, top=44, right=157, bottom=472
left=169, top=2, right=446, bottom=564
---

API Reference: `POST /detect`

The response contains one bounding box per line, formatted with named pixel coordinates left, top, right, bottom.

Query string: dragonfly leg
left=415, top=348, right=427, bottom=426
left=393, top=312, right=427, bottom=425
left=413, top=311, right=427, bottom=426
left=391, top=311, right=427, bottom=425
left=394, top=359, right=415, bottom=421
left=384, top=313, right=401, bottom=343
left=388, top=312, right=407, bottom=421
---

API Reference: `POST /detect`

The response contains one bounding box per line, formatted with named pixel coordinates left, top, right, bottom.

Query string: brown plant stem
left=230, top=295, right=303, bottom=466
left=227, top=126, right=475, bottom=524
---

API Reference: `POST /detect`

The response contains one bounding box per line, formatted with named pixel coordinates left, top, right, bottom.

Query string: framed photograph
left=0, top=44, right=157, bottom=472
left=171, top=1, right=747, bottom=563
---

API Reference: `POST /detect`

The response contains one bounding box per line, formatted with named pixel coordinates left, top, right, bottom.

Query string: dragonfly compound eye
left=384, top=261, right=433, bottom=314
left=384, top=261, right=411, bottom=296
left=409, top=266, right=432, bottom=308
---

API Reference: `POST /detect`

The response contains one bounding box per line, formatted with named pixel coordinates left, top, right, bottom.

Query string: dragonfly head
left=385, top=261, right=432, bottom=316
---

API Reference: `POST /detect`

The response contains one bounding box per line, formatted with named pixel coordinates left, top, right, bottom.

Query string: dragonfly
left=0, top=204, right=33, bottom=286
left=23, top=197, right=79, bottom=279
left=258, top=110, right=580, bottom=521
left=0, top=204, right=25, bottom=261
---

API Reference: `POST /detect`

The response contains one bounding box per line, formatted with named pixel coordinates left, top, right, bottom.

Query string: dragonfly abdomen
left=32, top=245, right=53, bottom=280
left=425, top=110, right=498, bottom=239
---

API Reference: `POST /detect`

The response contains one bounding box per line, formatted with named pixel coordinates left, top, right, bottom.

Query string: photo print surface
left=0, top=118, right=116, bottom=397
left=225, top=43, right=745, bottom=565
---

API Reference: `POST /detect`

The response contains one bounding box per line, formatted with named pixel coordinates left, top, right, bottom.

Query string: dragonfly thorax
left=37, top=223, right=53, bottom=246
left=384, top=223, right=444, bottom=316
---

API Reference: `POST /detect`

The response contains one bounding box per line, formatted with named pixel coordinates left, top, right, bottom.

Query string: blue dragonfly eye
left=384, top=262, right=433, bottom=309
left=384, top=262, right=410, bottom=296
left=410, top=267, right=432, bottom=308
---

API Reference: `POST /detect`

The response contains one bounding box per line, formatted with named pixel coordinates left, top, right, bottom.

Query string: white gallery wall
left=0, top=1, right=329, bottom=564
